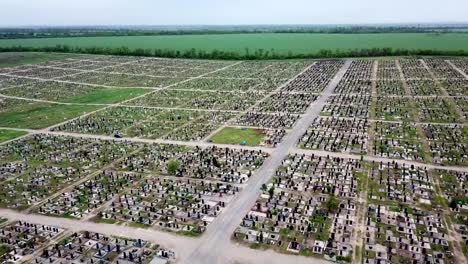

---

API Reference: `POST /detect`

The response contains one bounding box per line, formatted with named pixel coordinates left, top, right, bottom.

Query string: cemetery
left=0, top=53, right=466, bottom=263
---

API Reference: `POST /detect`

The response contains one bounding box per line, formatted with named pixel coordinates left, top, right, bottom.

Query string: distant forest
left=1, top=24, right=468, bottom=39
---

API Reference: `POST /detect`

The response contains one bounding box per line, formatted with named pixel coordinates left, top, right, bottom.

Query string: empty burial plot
left=0, top=134, right=139, bottom=210
left=234, top=154, right=364, bottom=260
left=210, top=127, right=267, bottom=146
left=299, top=117, right=369, bottom=154
left=1, top=80, right=149, bottom=104
left=0, top=129, right=27, bottom=143
left=0, top=97, right=102, bottom=129
left=53, top=107, right=236, bottom=141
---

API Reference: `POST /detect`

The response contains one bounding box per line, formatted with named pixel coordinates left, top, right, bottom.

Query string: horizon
left=3, top=0, right=468, bottom=27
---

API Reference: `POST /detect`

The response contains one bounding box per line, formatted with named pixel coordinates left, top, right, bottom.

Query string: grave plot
left=454, top=97, right=468, bottom=119
left=108, top=57, right=230, bottom=78
left=11, top=67, right=81, bottom=80
left=44, top=58, right=119, bottom=71
left=53, top=107, right=201, bottom=139
left=333, top=79, right=372, bottom=95
left=128, top=89, right=264, bottom=111
left=320, top=95, right=370, bottom=118
left=0, top=134, right=139, bottom=209
left=270, top=61, right=313, bottom=80
left=0, top=75, right=37, bottom=90
left=210, top=127, right=286, bottom=148
left=234, top=154, right=364, bottom=261
left=163, top=111, right=236, bottom=142
left=299, top=117, right=369, bottom=154
left=364, top=203, right=453, bottom=264
left=375, top=80, right=406, bottom=96
left=36, top=170, right=144, bottom=219
left=374, top=97, right=415, bottom=121
left=406, top=80, right=444, bottom=96
left=30, top=231, right=175, bottom=264
left=59, top=71, right=183, bottom=88
left=169, top=77, right=264, bottom=92
left=97, top=175, right=239, bottom=235
left=252, top=93, right=317, bottom=114
left=399, top=60, right=432, bottom=80
left=378, top=60, right=397, bottom=69
left=435, top=169, right=468, bottom=256
left=440, top=78, right=468, bottom=96
left=0, top=221, right=65, bottom=263
left=416, top=98, right=461, bottom=123
left=367, top=162, right=437, bottom=208
left=434, top=170, right=466, bottom=205
left=450, top=59, right=468, bottom=74
left=376, top=61, right=399, bottom=80
left=205, top=61, right=300, bottom=79
left=342, top=60, right=374, bottom=80
left=371, top=121, right=426, bottom=162
left=422, top=124, right=467, bottom=166
left=115, top=144, right=268, bottom=184
left=280, top=60, right=343, bottom=93
left=424, top=58, right=465, bottom=79
left=232, top=112, right=300, bottom=129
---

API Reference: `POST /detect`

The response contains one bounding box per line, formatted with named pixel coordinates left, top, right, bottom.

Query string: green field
left=0, top=52, right=77, bottom=67
left=0, top=129, right=27, bottom=143
left=0, top=33, right=467, bottom=55
left=210, top=127, right=266, bottom=146
left=64, top=88, right=149, bottom=104
left=0, top=103, right=102, bottom=129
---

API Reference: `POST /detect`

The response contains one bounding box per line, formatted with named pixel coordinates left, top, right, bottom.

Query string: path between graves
left=184, top=60, right=353, bottom=264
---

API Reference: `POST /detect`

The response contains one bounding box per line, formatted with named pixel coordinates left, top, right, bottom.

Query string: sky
left=2, top=0, right=468, bottom=27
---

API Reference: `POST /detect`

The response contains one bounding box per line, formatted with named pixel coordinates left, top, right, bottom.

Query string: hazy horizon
left=2, top=0, right=468, bottom=27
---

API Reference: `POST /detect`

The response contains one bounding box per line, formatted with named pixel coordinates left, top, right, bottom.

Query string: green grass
left=210, top=127, right=266, bottom=146
left=64, top=88, right=149, bottom=104
left=0, top=129, right=27, bottom=142
left=1, top=33, right=467, bottom=55
left=0, top=52, right=76, bottom=67
left=0, top=103, right=102, bottom=129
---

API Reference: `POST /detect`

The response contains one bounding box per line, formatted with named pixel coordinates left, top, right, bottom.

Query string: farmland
left=0, top=52, right=466, bottom=264
left=0, top=33, right=467, bottom=56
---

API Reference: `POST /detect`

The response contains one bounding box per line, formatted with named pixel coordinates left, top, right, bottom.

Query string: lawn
left=0, top=33, right=467, bottom=55
left=0, top=52, right=77, bottom=68
left=64, top=88, right=149, bottom=104
left=0, top=129, right=27, bottom=142
left=210, top=127, right=266, bottom=146
left=0, top=103, right=103, bottom=129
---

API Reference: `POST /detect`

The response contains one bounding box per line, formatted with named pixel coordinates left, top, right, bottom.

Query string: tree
left=325, top=195, right=339, bottom=213
left=167, top=159, right=180, bottom=175
left=268, top=186, right=275, bottom=198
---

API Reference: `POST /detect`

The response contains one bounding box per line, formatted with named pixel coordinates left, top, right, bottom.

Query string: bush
left=167, top=159, right=180, bottom=175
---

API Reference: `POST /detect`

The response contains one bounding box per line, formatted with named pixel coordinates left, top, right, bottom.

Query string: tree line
left=1, top=45, right=467, bottom=60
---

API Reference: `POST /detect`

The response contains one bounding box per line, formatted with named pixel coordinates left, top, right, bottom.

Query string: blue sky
left=2, top=0, right=467, bottom=26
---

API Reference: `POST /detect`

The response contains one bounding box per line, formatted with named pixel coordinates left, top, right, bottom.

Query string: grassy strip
left=64, top=88, right=149, bottom=104
left=0, top=103, right=102, bottom=129
left=0, top=129, right=27, bottom=142
left=210, top=127, right=266, bottom=146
